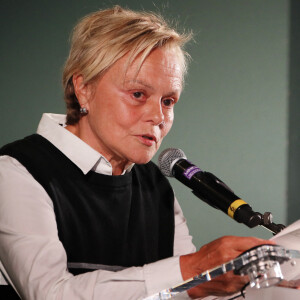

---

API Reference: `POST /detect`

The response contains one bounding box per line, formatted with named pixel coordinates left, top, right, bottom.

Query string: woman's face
left=77, top=47, right=183, bottom=172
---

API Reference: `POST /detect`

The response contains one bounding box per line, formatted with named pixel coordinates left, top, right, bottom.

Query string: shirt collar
left=36, top=113, right=134, bottom=175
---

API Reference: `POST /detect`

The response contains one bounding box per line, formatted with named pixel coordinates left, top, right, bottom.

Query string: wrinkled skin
left=67, top=47, right=182, bottom=175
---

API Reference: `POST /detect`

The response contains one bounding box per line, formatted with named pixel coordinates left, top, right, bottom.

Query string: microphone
left=158, top=148, right=262, bottom=228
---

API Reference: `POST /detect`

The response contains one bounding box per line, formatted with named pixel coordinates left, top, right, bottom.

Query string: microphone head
left=158, top=148, right=186, bottom=177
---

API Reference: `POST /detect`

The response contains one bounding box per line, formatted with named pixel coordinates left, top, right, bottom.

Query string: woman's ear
left=72, top=74, right=92, bottom=108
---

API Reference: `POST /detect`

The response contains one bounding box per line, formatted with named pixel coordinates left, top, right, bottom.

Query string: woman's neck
left=65, top=122, right=129, bottom=176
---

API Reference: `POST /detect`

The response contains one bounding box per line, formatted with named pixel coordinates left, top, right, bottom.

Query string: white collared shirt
left=0, top=113, right=196, bottom=300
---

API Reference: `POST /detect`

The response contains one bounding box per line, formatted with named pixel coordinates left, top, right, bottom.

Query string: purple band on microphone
left=183, top=166, right=202, bottom=179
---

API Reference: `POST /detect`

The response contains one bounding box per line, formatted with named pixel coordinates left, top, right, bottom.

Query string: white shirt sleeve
left=0, top=155, right=195, bottom=300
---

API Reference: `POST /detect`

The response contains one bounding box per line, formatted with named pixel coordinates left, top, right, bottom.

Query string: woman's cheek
left=165, top=109, right=174, bottom=123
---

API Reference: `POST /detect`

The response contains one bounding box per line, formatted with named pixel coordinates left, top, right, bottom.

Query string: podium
left=144, top=220, right=300, bottom=300
left=245, top=221, right=300, bottom=299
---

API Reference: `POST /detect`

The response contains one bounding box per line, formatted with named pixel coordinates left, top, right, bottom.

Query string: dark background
left=1, top=0, right=299, bottom=246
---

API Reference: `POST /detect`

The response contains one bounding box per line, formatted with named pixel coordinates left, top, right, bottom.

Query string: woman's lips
left=137, top=135, right=157, bottom=146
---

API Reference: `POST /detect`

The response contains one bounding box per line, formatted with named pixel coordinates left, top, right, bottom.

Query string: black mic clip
left=257, top=211, right=286, bottom=235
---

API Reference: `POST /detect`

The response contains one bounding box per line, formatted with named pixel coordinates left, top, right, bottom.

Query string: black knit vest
left=0, top=134, right=174, bottom=297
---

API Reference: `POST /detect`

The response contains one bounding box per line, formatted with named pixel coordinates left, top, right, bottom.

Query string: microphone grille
left=158, top=148, right=186, bottom=177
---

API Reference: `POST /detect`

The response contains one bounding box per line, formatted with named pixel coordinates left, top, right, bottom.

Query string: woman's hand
left=180, top=236, right=275, bottom=298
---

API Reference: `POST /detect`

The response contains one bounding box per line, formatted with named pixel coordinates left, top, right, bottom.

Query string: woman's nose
left=145, top=98, right=164, bottom=126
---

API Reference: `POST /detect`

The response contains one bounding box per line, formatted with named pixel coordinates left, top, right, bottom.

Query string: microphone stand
left=252, top=211, right=285, bottom=235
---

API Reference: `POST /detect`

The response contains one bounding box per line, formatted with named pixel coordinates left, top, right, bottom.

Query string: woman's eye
left=133, top=92, right=143, bottom=99
left=162, top=98, right=175, bottom=107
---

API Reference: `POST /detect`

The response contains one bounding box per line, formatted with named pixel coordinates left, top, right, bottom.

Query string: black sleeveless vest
left=0, top=134, right=174, bottom=297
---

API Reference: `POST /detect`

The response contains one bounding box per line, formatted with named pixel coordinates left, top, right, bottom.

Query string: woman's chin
left=129, top=151, right=156, bottom=165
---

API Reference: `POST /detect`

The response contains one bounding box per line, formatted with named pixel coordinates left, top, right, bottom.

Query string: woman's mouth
left=137, top=135, right=157, bottom=146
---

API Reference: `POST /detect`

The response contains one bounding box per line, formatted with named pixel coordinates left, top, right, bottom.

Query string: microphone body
left=172, top=158, right=261, bottom=228
left=158, top=148, right=262, bottom=228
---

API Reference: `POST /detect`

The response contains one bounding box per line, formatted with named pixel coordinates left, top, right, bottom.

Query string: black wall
left=287, top=0, right=300, bottom=223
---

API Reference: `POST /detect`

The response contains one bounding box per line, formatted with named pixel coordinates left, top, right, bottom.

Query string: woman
left=0, top=6, right=270, bottom=299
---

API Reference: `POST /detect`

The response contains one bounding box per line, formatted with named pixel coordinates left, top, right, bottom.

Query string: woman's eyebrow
left=124, top=79, right=154, bottom=90
left=124, top=79, right=181, bottom=98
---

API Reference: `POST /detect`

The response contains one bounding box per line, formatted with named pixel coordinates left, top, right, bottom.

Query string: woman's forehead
left=114, top=48, right=184, bottom=84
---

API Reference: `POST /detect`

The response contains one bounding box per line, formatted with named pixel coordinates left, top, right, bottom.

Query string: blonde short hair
left=62, top=5, right=192, bottom=125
